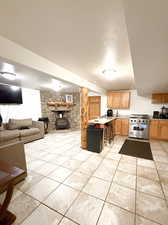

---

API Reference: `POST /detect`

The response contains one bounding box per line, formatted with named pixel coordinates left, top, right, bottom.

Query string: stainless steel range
left=129, top=114, right=150, bottom=139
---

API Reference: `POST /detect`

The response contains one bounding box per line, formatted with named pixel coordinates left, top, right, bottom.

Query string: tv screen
left=0, top=84, right=23, bottom=104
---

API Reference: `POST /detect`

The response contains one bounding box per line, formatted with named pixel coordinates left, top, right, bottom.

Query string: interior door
left=88, top=96, right=101, bottom=120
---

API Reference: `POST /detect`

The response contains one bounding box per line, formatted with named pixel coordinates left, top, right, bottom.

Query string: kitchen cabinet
left=121, top=118, right=129, bottom=136
left=120, top=92, right=130, bottom=109
left=150, top=120, right=168, bottom=141
left=114, top=119, right=122, bottom=135
left=150, top=120, right=159, bottom=139
left=152, top=93, right=168, bottom=104
left=159, top=120, right=168, bottom=140
left=114, top=118, right=129, bottom=136
left=107, top=91, right=130, bottom=109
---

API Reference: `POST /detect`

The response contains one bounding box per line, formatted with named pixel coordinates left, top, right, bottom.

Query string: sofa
left=0, top=142, right=27, bottom=187
left=0, top=118, right=44, bottom=146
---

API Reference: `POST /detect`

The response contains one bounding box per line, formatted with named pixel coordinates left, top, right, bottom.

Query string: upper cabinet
left=107, top=91, right=130, bottom=109
left=152, top=93, right=168, bottom=104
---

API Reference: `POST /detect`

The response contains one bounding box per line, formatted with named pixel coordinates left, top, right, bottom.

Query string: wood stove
left=55, top=118, right=70, bottom=129
left=52, top=109, right=70, bottom=130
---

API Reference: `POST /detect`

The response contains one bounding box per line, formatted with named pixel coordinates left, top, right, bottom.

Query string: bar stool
left=104, top=123, right=114, bottom=145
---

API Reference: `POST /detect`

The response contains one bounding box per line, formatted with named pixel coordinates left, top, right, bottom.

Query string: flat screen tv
left=0, top=83, right=23, bottom=104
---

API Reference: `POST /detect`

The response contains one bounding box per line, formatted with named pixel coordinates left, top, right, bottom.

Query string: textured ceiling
left=123, top=0, right=168, bottom=94
left=0, top=0, right=134, bottom=91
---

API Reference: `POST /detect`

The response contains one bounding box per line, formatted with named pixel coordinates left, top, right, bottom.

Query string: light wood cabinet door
left=121, top=118, right=129, bottom=136
left=107, top=93, right=113, bottom=108
left=107, top=91, right=130, bottom=109
left=120, top=92, right=130, bottom=109
left=152, top=93, right=168, bottom=104
left=88, top=96, right=101, bottom=120
left=114, top=119, right=122, bottom=135
left=159, top=120, right=168, bottom=140
left=111, top=93, right=121, bottom=109
left=150, top=120, right=159, bottom=139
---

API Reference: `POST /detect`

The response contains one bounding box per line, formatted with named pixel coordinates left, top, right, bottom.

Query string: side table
left=0, top=160, right=25, bottom=225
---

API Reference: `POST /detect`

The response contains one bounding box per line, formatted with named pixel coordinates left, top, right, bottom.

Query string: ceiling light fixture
left=0, top=72, right=16, bottom=80
left=0, top=63, right=16, bottom=80
left=44, top=79, right=66, bottom=92
left=102, top=69, right=116, bottom=80
left=11, top=85, right=19, bottom=91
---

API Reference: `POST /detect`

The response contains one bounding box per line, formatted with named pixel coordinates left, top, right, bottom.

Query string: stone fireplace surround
left=40, top=90, right=80, bottom=131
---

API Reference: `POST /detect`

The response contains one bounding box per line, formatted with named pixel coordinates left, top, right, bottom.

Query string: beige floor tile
left=54, top=156, right=70, bottom=165
left=137, top=159, right=155, bottom=169
left=136, top=192, right=168, bottom=225
left=72, top=152, right=91, bottom=161
left=27, top=160, right=46, bottom=171
left=137, top=166, right=159, bottom=181
left=113, top=170, right=136, bottom=189
left=16, top=171, right=44, bottom=192
left=162, top=183, right=168, bottom=197
left=64, top=172, right=90, bottom=191
left=118, top=162, right=136, bottom=175
left=93, top=165, right=116, bottom=182
left=101, top=158, right=119, bottom=169
left=153, top=155, right=168, bottom=163
left=155, top=161, right=168, bottom=172
left=77, top=161, right=99, bottom=175
left=47, top=166, right=72, bottom=182
left=120, top=155, right=137, bottom=165
left=83, top=176, right=110, bottom=200
left=44, top=184, right=80, bottom=215
left=59, top=217, right=78, bottom=225
left=106, top=152, right=122, bottom=161
left=63, top=159, right=82, bottom=170
left=9, top=193, right=40, bottom=224
left=21, top=204, right=62, bottom=225
left=137, top=177, right=164, bottom=198
left=0, top=189, right=23, bottom=203
left=35, top=162, right=57, bottom=176
left=136, top=215, right=160, bottom=225
left=97, top=202, right=134, bottom=225
left=158, top=170, right=168, bottom=184
left=66, top=192, right=103, bottom=225
left=106, top=183, right=135, bottom=212
left=26, top=177, right=59, bottom=201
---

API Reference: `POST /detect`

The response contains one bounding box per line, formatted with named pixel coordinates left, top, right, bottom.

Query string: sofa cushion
left=0, top=130, right=20, bottom=142
left=8, top=119, right=33, bottom=130
left=19, top=128, right=40, bottom=137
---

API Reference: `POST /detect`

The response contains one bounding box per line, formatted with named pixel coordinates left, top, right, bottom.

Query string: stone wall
left=40, top=90, right=80, bottom=130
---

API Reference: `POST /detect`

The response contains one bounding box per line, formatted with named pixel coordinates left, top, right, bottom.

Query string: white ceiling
left=123, top=0, right=168, bottom=94
left=0, top=57, right=79, bottom=93
left=0, top=0, right=134, bottom=91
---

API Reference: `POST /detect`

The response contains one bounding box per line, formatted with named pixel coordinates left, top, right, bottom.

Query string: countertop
left=88, top=117, right=116, bottom=125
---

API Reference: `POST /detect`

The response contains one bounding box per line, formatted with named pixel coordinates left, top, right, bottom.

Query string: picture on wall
left=65, top=94, right=73, bottom=103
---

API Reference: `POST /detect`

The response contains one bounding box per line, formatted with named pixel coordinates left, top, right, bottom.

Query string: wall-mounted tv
left=0, top=83, right=23, bottom=104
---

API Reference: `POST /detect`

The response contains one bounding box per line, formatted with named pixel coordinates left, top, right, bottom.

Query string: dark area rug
left=119, top=139, right=153, bottom=160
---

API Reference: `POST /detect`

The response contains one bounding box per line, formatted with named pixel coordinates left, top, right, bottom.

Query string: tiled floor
left=1, top=131, right=168, bottom=225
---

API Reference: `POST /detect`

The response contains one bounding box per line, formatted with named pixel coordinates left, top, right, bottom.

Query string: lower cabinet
left=150, top=120, right=168, bottom=141
left=114, top=118, right=129, bottom=136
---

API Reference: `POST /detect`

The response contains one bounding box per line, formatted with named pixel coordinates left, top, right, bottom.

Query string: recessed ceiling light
left=0, top=72, right=16, bottom=80
left=0, top=63, right=16, bottom=80
left=43, top=79, right=66, bottom=91
left=11, top=85, right=19, bottom=91
left=102, top=69, right=116, bottom=80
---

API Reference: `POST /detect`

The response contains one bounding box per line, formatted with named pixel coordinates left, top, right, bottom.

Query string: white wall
left=0, top=88, right=41, bottom=122
left=118, top=90, right=168, bottom=116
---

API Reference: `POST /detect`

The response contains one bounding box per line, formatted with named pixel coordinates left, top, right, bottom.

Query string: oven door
left=129, top=123, right=149, bottom=139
